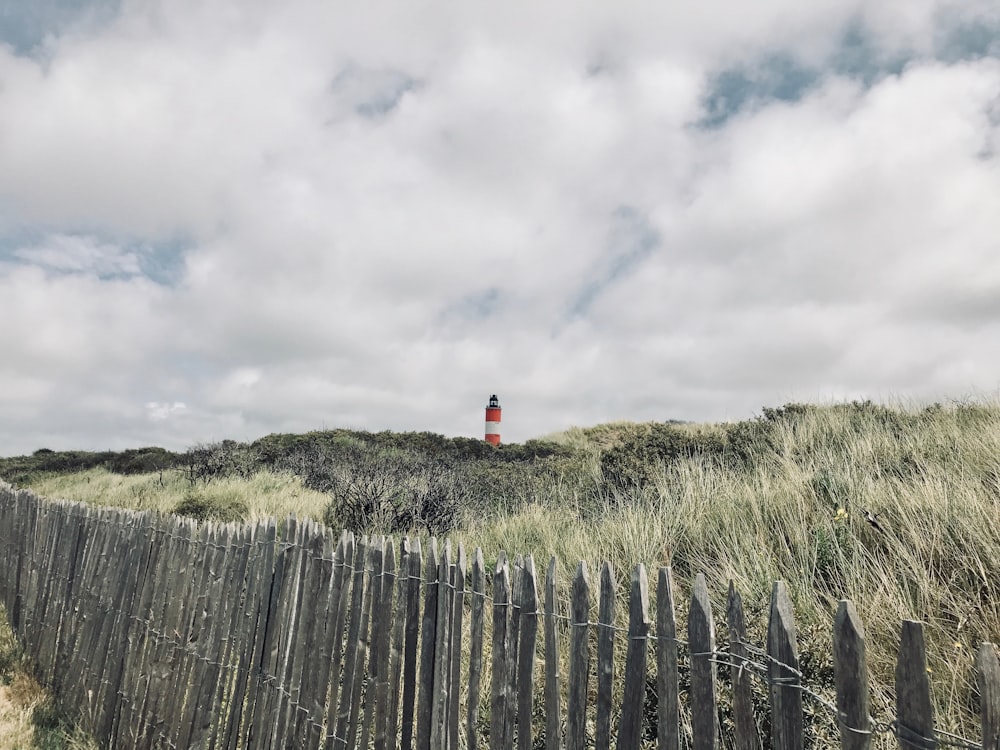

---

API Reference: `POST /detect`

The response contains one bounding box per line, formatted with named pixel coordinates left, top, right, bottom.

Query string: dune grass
left=27, top=466, right=330, bottom=524
left=10, top=399, right=1000, bottom=744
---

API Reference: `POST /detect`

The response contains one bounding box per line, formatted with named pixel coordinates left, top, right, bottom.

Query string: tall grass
left=27, top=467, right=330, bottom=524
left=11, top=399, right=1000, bottom=742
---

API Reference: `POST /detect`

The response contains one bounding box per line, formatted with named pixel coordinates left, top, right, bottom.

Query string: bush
left=106, top=447, right=181, bottom=475
left=172, top=491, right=248, bottom=523
left=600, top=423, right=726, bottom=491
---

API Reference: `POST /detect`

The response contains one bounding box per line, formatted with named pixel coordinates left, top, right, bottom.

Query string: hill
left=3, top=399, right=1000, bottom=740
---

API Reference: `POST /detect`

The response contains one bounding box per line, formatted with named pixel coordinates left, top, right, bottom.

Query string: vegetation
left=3, top=399, right=1000, bottom=744
left=0, top=607, right=97, bottom=750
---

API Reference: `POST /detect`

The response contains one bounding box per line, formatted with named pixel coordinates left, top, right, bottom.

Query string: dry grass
left=27, top=466, right=330, bottom=524
left=13, top=399, right=1000, bottom=746
left=0, top=608, right=97, bottom=750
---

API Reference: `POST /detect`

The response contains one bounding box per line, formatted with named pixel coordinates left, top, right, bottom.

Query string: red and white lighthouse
left=485, top=394, right=501, bottom=445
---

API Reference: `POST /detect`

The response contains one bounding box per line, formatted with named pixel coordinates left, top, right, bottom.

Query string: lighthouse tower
left=485, top=395, right=501, bottom=445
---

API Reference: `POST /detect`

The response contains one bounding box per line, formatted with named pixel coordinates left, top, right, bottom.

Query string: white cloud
left=145, top=401, right=188, bottom=422
left=0, top=0, right=999, bottom=456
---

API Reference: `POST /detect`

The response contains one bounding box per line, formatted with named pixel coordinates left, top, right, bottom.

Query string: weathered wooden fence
left=1, top=484, right=998, bottom=749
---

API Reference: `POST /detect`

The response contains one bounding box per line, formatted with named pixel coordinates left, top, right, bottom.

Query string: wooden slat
left=416, top=538, right=440, bottom=750
left=346, top=537, right=379, bottom=750
left=323, top=531, right=356, bottom=750
left=268, top=520, right=310, bottom=750
left=467, top=548, right=486, bottom=750
left=106, top=509, right=151, bottom=745
left=517, top=555, right=539, bottom=750
left=833, top=600, right=871, bottom=750
left=385, top=538, right=411, bottom=750
left=297, top=529, right=341, bottom=749
left=656, top=566, right=679, bottom=750
left=334, top=534, right=370, bottom=750
left=616, top=564, right=650, bottom=750
left=250, top=516, right=298, bottom=749
left=490, top=553, right=511, bottom=750
left=507, top=555, right=524, bottom=745
left=767, top=581, right=803, bottom=750
left=978, top=643, right=1000, bottom=750
left=287, top=523, right=332, bottom=748
left=95, top=511, right=151, bottom=742
left=895, top=620, right=935, bottom=750
left=181, top=523, right=243, bottom=749
left=230, top=519, right=277, bottom=750
left=727, top=581, right=760, bottom=750
left=596, top=561, right=617, bottom=750
left=449, top=545, right=466, bottom=750
left=360, top=538, right=388, bottom=750
left=567, top=561, right=591, bottom=750
left=432, top=541, right=453, bottom=750
left=375, top=540, right=400, bottom=750
left=400, top=538, right=422, bottom=750
left=145, top=517, right=198, bottom=748
left=689, top=572, right=718, bottom=750
left=543, top=557, right=561, bottom=750
left=203, top=524, right=256, bottom=749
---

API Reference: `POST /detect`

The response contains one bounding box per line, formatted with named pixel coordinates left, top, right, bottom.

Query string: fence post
left=490, top=553, right=512, bottom=750
left=346, top=536, right=378, bottom=750
left=508, top=555, right=525, bottom=743
left=544, top=557, right=562, bottom=750
left=374, top=539, right=398, bottom=750
left=689, top=572, right=718, bottom=749
left=895, top=621, right=935, bottom=749
left=657, top=566, right=679, bottom=750
left=978, top=642, right=1000, bottom=750
left=616, top=564, right=650, bottom=750
left=833, top=600, right=871, bottom=750
left=432, top=541, right=453, bottom=750
left=567, top=562, right=591, bottom=750
left=359, top=537, right=387, bottom=750
left=385, top=537, right=410, bottom=750
left=400, top=537, right=423, bottom=750
left=517, top=555, right=539, bottom=750
left=416, top=538, right=440, bottom=750
left=767, top=581, right=802, bottom=750
left=596, top=561, right=617, bottom=750
left=467, top=548, right=486, bottom=750
left=449, top=545, right=466, bottom=750
left=334, top=534, right=369, bottom=749
left=727, top=581, right=760, bottom=750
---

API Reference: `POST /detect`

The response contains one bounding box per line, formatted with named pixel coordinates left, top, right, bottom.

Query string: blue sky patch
left=568, top=206, right=660, bottom=319
left=699, top=54, right=819, bottom=129
left=937, top=17, right=1000, bottom=62
left=330, top=65, right=419, bottom=120
left=0, top=0, right=120, bottom=56
left=694, top=16, right=996, bottom=129
left=0, top=226, right=190, bottom=286
left=442, top=286, right=504, bottom=324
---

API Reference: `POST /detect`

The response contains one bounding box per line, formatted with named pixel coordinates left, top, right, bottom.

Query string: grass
left=27, top=466, right=330, bottom=523
left=0, top=608, right=97, bottom=750
left=7, top=399, right=1000, bottom=746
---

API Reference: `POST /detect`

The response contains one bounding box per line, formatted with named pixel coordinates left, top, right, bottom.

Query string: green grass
left=8, top=399, right=1000, bottom=745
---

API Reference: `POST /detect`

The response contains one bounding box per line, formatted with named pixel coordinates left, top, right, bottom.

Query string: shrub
left=600, top=423, right=726, bottom=491
left=172, top=491, right=248, bottom=523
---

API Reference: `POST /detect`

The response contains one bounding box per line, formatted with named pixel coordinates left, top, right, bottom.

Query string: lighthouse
left=485, top=395, right=501, bottom=445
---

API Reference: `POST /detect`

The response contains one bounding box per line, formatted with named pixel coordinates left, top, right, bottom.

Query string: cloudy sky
left=1, top=0, right=998, bottom=455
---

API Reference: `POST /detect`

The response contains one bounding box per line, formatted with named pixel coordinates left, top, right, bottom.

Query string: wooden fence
left=0, top=484, right=998, bottom=749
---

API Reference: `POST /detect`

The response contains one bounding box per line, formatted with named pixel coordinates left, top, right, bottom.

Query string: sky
left=1, top=0, right=999, bottom=456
